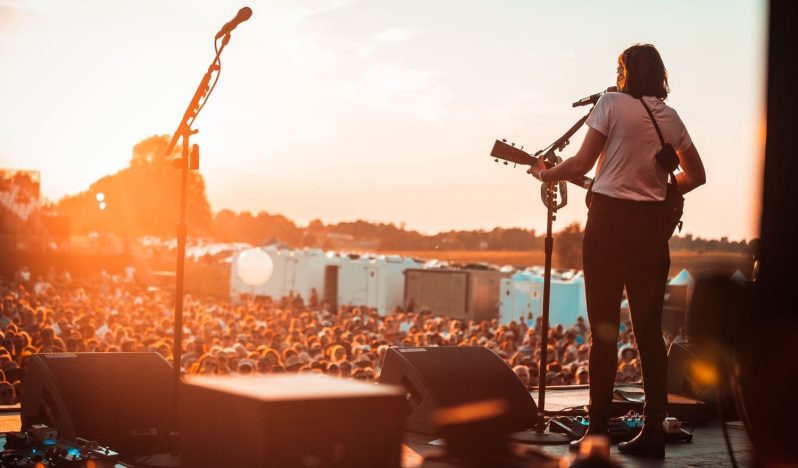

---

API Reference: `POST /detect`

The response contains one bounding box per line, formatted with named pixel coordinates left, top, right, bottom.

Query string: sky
left=0, top=0, right=766, bottom=240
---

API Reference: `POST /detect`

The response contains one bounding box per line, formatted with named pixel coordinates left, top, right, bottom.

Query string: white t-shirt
left=586, top=92, right=693, bottom=201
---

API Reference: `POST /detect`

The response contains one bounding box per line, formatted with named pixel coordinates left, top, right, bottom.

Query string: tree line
left=54, top=135, right=757, bottom=261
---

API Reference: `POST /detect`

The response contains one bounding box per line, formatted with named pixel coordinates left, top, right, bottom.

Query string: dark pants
left=583, top=193, right=669, bottom=420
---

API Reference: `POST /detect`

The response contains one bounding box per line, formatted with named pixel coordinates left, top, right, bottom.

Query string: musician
left=528, top=44, right=706, bottom=458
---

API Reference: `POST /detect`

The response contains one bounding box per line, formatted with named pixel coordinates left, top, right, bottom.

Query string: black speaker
left=666, top=341, right=718, bottom=400
left=21, top=352, right=173, bottom=457
left=378, top=346, right=537, bottom=434
left=179, top=373, right=405, bottom=468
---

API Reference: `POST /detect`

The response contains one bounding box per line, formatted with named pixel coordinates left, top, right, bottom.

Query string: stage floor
left=402, top=421, right=753, bottom=467
left=3, top=388, right=754, bottom=467
left=403, top=386, right=754, bottom=467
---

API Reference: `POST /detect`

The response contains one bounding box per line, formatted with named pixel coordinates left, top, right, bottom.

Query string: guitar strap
left=638, top=97, right=685, bottom=235
left=638, top=97, right=677, bottom=185
left=586, top=96, right=679, bottom=209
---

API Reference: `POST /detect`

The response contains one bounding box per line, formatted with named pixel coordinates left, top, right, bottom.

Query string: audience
left=0, top=269, right=661, bottom=404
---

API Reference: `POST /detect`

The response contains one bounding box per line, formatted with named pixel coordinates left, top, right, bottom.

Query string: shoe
left=617, top=419, right=665, bottom=459
left=569, top=421, right=608, bottom=452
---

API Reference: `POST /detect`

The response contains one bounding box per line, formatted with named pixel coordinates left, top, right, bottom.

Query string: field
left=380, top=249, right=753, bottom=278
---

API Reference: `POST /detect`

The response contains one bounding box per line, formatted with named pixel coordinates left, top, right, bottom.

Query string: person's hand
left=527, top=157, right=547, bottom=180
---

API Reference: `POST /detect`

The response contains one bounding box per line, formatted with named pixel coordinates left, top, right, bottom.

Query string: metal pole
left=537, top=189, right=554, bottom=424
left=509, top=182, right=570, bottom=444
left=172, top=132, right=189, bottom=427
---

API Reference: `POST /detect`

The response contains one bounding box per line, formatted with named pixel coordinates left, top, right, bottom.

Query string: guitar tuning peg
left=511, top=142, right=515, bottom=147
left=502, top=138, right=507, bottom=143
left=520, top=145, right=524, bottom=150
left=494, top=158, right=499, bottom=163
left=513, top=163, right=517, bottom=168
left=503, top=161, right=508, bottom=165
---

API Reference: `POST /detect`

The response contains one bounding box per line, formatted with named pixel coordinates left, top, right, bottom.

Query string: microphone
left=572, top=86, right=617, bottom=108
left=215, top=7, right=252, bottom=39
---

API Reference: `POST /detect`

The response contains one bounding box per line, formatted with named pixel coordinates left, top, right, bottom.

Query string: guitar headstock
left=490, top=138, right=594, bottom=191
left=490, top=140, right=538, bottom=166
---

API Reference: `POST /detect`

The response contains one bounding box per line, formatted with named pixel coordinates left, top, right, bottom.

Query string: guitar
left=490, top=139, right=593, bottom=190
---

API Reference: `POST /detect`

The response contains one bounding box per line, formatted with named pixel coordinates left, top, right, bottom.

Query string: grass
left=380, top=249, right=753, bottom=278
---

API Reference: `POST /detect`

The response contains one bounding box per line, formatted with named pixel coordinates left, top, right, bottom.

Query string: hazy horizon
left=0, top=0, right=766, bottom=241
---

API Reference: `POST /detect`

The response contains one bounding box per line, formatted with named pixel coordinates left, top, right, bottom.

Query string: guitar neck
left=490, top=140, right=593, bottom=190
left=553, top=171, right=592, bottom=190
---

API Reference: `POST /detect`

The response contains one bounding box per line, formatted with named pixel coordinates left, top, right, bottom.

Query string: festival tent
left=730, top=270, right=747, bottom=285
left=499, top=270, right=588, bottom=326
left=324, top=255, right=421, bottom=315
left=499, top=271, right=543, bottom=326
left=663, top=268, right=696, bottom=334
left=666, top=268, right=696, bottom=310
left=669, top=268, right=695, bottom=288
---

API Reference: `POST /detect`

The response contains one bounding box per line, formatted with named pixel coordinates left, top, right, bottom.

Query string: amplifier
left=179, top=374, right=405, bottom=468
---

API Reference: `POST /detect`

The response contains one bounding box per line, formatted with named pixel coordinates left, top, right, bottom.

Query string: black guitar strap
left=638, top=97, right=678, bottom=185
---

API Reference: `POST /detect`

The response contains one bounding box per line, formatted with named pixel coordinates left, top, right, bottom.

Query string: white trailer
left=230, top=247, right=342, bottom=304
left=230, top=246, right=294, bottom=299
left=324, top=255, right=421, bottom=315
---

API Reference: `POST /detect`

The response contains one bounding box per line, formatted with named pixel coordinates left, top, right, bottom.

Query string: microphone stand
left=164, top=32, right=233, bottom=439
left=511, top=107, right=594, bottom=445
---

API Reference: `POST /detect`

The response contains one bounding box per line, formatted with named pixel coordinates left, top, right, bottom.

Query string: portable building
left=230, top=247, right=340, bottom=304
left=230, top=246, right=294, bottom=300
left=324, top=255, right=420, bottom=315
left=403, top=268, right=510, bottom=322
left=290, top=248, right=335, bottom=303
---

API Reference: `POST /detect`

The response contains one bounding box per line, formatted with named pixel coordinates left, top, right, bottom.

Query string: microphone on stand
left=572, top=86, right=617, bottom=107
left=215, top=7, right=253, bottom=39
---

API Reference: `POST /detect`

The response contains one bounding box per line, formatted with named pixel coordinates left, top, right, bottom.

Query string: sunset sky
left=0, top=0, right=765, bottom=240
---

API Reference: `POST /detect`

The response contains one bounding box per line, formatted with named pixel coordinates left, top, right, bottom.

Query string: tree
left=556, top=222, right=584, bottom=269
left=57, top=135, right=212, bottom=237
left=210, top=209, right=301, bottom=245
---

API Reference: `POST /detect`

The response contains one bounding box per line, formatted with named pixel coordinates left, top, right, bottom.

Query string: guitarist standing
left=527, top=44, right=706, bottom=458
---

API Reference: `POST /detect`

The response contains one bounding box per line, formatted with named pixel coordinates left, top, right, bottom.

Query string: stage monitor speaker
left=21, top=352, right=173, bottom=457
left=667, top=342, right=719, bottom=406
left=667, top=342, right=697, bottom=396
left=666, top=341, right=718, bottom=401
left=179, top=374, right=405, bottom=468
left=378, top=346, right=537, bottom=434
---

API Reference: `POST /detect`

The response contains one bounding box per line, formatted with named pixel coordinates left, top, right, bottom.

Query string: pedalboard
left=549, top=413, right=694, bottom=443
left=1, top=428, right=121, bottom=468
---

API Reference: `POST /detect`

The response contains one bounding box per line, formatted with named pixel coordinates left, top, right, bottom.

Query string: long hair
left=618, top=44, right=669, bottom=100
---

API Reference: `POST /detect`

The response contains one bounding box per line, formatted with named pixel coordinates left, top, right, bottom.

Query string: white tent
left=730, top=270, right=747, bottom=285
left=499, top=270, right=588, bottom=326
left=329, top=255, right=421, bottom=315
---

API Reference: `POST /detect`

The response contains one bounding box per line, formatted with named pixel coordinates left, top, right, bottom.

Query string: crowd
left=0, top=268, right=688, bottom=405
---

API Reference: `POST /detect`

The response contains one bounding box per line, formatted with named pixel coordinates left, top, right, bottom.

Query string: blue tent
left=669, top=268, right=695, bottom=286
left=499, top=270, right=587, bottom=326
